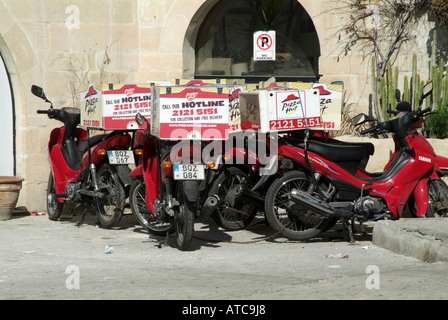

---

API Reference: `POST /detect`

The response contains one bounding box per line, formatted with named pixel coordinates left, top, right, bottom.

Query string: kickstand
left=342, top=219, right=356, bottom=244
left=76, top=208, right=88, bottom=227
left=157, top=231, right=170, bottom=248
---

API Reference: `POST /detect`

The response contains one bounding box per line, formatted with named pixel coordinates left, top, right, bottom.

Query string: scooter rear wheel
left=47, top=171, right=64, bottom=221
left=209, top=166, right=257, bottom=230
left=265, top=170, right=337, bottom=241
left=95, top=163, right=125, bottom=228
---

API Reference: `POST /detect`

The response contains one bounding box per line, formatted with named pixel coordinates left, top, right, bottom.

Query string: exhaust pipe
left=290, top=189, right=354, bottom=219
left=290, top=188, right=334, bottom=217
left=200, top=195, right=220, bottom=221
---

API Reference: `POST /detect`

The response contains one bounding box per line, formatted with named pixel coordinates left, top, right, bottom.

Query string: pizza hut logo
left=281, top=94, right=300, bottom=115
left=186, top=92, right=198, bottom=101
left=84, top=86, right=98, bottom=99
left=314, top=85, right=331, bottom=95
left=125, top=87, right=135, bottom=96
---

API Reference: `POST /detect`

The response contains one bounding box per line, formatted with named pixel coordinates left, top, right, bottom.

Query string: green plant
left=225, top=47, right=246, bottom=64
left=424, top=106, right=448, bottom=138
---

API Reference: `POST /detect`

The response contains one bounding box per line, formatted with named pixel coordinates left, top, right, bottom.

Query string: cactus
left=370, top=29, right=448, bottom=137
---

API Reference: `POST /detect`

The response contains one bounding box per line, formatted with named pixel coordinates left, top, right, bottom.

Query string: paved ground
left=1, top=208, right=447, bottom=303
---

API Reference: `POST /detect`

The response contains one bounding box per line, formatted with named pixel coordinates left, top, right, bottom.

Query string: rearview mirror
left=352, top=113, right=375, bottom=126
left=421, top=81, right=433, bottom=99
left=31, top=85, right=48, bottom=101
left=135, top=113, right=147, bottom=126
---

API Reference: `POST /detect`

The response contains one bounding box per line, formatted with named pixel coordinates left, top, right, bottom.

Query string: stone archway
left=0, top=52, right=14, bottom=176
left=183, top=0, right=321, bottom=81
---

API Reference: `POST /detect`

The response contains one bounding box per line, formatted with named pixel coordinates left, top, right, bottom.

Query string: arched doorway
left=0, top=52, right=14, bottom=176
left=193, top=0, right=320, bottom=83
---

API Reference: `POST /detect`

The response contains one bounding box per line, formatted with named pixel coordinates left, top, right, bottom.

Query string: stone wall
left=0, top=0, right=440, bottom=211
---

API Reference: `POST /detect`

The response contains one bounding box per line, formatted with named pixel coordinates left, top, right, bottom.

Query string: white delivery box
left=169, top=79, right=255, bottom=134
left=258, top=81, right=344, bottom=131
left=80, top=83, right=161, bottom=130
left=239, top=88, right=322, bottom=132
left=151, top=86, right=230, bottom=140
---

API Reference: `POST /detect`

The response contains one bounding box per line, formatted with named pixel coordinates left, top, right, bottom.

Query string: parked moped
left=263, top=82, right=448, bottom=241
left=129, top=113, right=216, bottom=250
left=32, top=85, right=133, bottom=228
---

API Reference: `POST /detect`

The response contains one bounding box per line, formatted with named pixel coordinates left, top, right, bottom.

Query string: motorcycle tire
left=265, top=170, right=337, bottom=241
left=129, top=177, right=174, bottom=235
left=47, top=171, right=64, bottom=221
left=95, top=163, right=125, bottom=228
left=209, top=166, right=257, bottom=231
left=410, top=178, right=448, bottom=218
left=175, top=183, right=195, bottom=251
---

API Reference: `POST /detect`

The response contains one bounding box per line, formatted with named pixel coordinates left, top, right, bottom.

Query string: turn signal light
left=134, top=148, right=143, bottom=156
left=162, top=161, right=172, bottom=168
left=206, top=161, right=216, bottom=168
left=223, top=154, right=232, bottom=161
left=98, top=148, right=107, bottom=156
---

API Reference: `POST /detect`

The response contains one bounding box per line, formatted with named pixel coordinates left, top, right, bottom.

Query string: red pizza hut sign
left=151, top=86, right=229, bottom=140
left=80, top=84, right=153, bottom=130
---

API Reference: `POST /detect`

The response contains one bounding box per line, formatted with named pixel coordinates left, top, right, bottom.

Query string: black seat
left=78, top=134, right=108, bottom=153
left=283, top=138, right=367, bottom=162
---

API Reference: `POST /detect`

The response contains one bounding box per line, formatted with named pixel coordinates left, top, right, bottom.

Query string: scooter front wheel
left=265, top=170, right=337, bottom=241
left=175, top=183, right=195, bottom=251
left=95, top=163, right=125, bottom=228
left=129, top=178, right=175, bottom=235
left=47, top=171, right=64, bottom=221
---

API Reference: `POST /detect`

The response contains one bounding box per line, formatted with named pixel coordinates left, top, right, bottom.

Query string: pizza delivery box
left=151, top=86, right=230, bottom=140
left=169, top=79, right=255, bottom=134
left=80, top=83, right=163, bottom=130
left=239, top=88, right=322, bottom=133
left=259, top=81, right=344, bottom=130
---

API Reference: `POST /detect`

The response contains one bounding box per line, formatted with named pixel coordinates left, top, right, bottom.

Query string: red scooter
left=129, top=113, right=214, bottom=250
left=32, top=85, right=133, bottom=228
left=264, top=82, right=448, bottom=241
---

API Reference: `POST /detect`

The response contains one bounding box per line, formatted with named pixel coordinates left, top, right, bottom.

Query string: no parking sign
left=253, top=30, right=276, bottom=61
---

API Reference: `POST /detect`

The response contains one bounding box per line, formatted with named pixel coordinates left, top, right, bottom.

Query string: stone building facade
left=0, top=0, right=438, bottom=211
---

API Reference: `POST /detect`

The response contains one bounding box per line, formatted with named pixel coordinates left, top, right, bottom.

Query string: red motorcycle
left=264, top=82, right=448, bottom=241
left=32, top=85, right=133, bottom=228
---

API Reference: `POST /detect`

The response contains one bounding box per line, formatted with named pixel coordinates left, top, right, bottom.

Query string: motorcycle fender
left=115, top=164, right=132, bottom=186
left=434, top=155, right=448, bottom=171
left=129, top=164, right=143, bottom=177
left=182, top=180, right=200, bottom=202
left=413, top=178, right=429, bottom=217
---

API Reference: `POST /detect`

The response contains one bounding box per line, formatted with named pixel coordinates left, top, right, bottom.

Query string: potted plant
left=0, top=176, right=24, bottom=220
left=227, top=47, right=249, bottom=76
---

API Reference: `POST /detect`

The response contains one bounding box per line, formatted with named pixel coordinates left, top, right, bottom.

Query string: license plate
left=107, top=150, right=135, bottom=165
left=173, top=164, right=205, bottom=180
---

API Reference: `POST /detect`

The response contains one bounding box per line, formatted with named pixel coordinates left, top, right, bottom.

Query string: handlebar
left=36, top=108, right=60, bottom=118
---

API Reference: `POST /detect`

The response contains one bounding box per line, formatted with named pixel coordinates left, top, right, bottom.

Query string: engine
left=354, top=196, right=384, bottom=214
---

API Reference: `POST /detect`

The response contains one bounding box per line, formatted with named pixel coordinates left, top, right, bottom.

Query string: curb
left=372, top=219, right=448, bottom=263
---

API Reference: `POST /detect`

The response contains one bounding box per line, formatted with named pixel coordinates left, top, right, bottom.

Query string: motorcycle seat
left=283, top=138, right=367, bottom=162
left=78, top=134, right=109, bottom=153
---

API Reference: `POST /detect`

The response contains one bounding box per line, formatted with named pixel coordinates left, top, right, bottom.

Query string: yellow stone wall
left=0, top=0, right=437, bottom=211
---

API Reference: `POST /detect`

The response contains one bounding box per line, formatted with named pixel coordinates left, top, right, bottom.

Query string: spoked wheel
left=210, top=166, right=257, bottom=230
left=265, top=170, right=337, bottom=241
left=129, top=177, right=174, bottom=235
left=47, top=171, right=64, bottom=221
left=175, top=183, right=195, bottom=251
left=411, top=178, right=448, bottom=218
left=95, top=163, right=125, bottom=228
